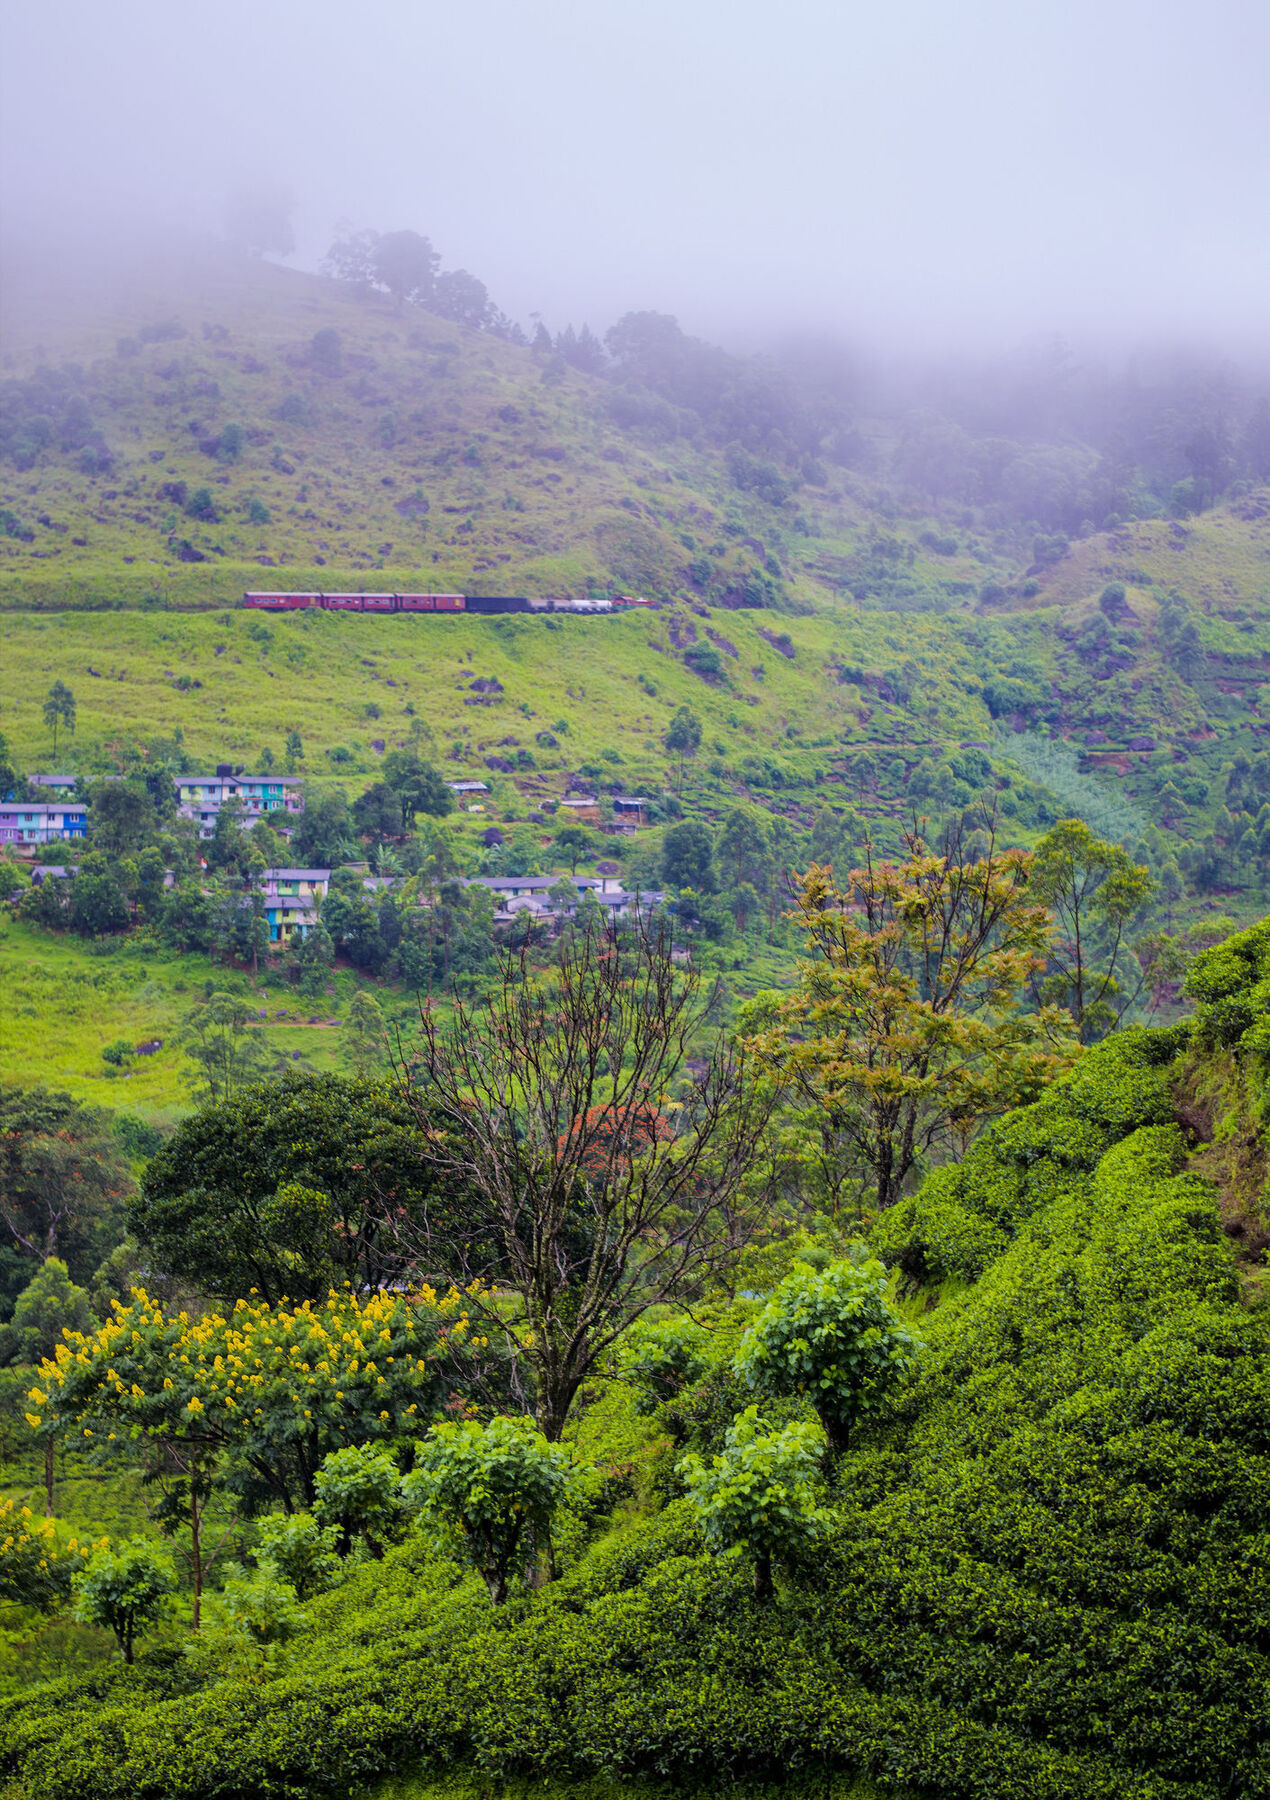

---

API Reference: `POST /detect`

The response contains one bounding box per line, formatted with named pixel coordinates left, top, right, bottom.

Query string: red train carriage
left=240, top=592, right=470, bottom=613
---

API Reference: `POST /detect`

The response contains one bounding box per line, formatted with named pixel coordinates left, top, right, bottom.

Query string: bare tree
left=392, top=919, right=773, bottom=1439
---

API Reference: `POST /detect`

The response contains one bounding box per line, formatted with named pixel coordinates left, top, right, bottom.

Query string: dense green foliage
left=734, top=1258, right=919, bottom=1454
left=0, top=1008, right=1264, bottom=1800
left=680, top=1406, right=830, bottom=1600
left=130, top=1072, right=454, bottom=1303
left=71, top=1538, right=175, bottom=1663
left=405, top=1416, right=572, bottom=1604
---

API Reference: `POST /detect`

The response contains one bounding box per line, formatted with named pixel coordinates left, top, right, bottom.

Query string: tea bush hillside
left=0, top=919, right=1265, bottom=1800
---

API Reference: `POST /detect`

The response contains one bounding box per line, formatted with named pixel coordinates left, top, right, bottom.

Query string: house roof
left=468, top=875, right=559, bottom=891
left=0, top=803, right=86, bottom=815
left=262, top=868, right=331, bottom=881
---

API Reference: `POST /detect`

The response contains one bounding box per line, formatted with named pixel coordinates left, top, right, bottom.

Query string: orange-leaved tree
left=748, top=822, right=1077, bottom=1212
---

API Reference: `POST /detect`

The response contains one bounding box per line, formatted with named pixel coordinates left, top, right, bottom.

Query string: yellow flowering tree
left=0, top=1495, right=103, bottom=1612
left=28, top=1284, right=490, bottom=1616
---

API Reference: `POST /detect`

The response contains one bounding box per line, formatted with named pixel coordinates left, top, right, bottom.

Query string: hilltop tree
left=1029, top=820, right=1156, bottom=1042
left=372, top=230, right=439, bottom=309
left=432, top=269, right=491, bottom=329
left=751, top=826, right=1076, bottom=1211
left=397, top=919, right=774, bottom=1438
left=41, top=681, right=75, bottom=757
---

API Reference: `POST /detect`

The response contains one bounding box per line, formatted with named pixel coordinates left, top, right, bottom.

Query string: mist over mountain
left=3, top=0, right=1267, bottom=353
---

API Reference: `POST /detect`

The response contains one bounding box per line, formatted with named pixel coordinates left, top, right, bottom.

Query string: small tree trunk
left=190, top=1489, right=203, bottom=1631
left=822, top=1409, right=850, bottom=1463
left=753, top=1551, right=774, bottom=1603
left=483, top=1566, right=507, bottom=1605
left=43, top=1436, right=55, bottom=1518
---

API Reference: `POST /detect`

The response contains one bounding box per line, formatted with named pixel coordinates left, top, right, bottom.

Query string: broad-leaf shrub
left=312, top=1443, right=402, bottom=1558
left=187, top=1567, right=309, bottom=1679
left=680, top=1405, right=829, bottom=1599
left=734, top=1257, right=918, bottom=1454
left=619, top=1316, right=711, bottom=1415
left=71, top=1538, right=175, bottom=1664
left=404, top=1413, right=571, bottom=1603
left=252, top=1513, right=340, bottom=1601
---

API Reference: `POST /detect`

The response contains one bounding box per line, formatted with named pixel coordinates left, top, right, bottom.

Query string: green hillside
left=1, top=248, right=1269, bottom=1132
left=1, top=980, right=1266, bottom=1800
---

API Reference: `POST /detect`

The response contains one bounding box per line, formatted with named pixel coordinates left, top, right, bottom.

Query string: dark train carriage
left=462, top=595, right=532, bottom=615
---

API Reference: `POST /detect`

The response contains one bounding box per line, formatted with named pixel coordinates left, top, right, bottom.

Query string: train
left=240, top=592, right=656, bottom=615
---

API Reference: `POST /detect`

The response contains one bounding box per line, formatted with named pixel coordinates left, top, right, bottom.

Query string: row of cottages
left=177, top=768, right=305, bottom=838
left=466, top=874, right=666, bottom=926
left=260, top=870, right=668, bottom=946
left=0, top=801, right=89, bottom=847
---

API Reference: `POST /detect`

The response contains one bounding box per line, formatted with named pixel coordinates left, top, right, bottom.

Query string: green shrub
left=680, top=1406, right=830, bottom=1599
left=734, top=1258, right=919, bottom=1455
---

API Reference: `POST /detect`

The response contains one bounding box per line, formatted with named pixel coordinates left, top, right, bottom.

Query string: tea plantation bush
left=1, top=1025, right=1265, bottom=1800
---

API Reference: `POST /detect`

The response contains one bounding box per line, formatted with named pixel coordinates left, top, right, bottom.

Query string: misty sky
left=2, top=0, right=1267, bottom=351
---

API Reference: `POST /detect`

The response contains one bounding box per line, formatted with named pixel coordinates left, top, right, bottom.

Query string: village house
left=261, top=868, right=330, bottom=943
left=465, top=874, right=665, bottom=928
left=0, top=801, right=89, bottom=848
left=177, top=768, right=304, bottom=838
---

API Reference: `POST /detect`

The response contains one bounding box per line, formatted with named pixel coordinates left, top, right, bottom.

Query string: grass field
left=0, top=599, right=996, bottom=796
left=0, top=917, right=397, bottom=1123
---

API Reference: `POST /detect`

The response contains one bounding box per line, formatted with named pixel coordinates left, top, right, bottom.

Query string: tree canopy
left=130, top=1072, right=461, bottom=1304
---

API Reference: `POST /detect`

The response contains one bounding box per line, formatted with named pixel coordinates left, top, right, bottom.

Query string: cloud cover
left=2, top=0, right=1267, bottom=350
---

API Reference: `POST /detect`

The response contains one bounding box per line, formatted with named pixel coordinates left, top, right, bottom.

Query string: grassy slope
left=1, top=247, right=1268, bottom=1120
left=0, top=240, right=955, bottom=609
left=0, top=917, right=378, bottom=1122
